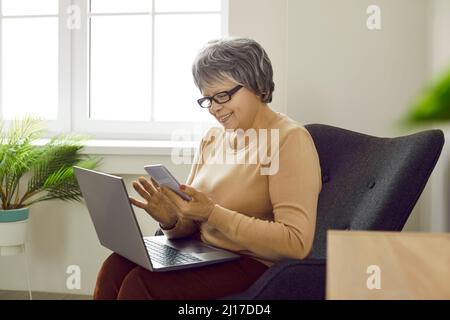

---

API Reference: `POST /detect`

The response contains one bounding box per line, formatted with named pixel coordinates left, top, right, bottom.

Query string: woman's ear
left=258, top=91, right=268, bottom=102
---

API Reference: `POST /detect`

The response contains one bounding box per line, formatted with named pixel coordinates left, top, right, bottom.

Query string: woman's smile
left=218, top=112, right=234, bottom=123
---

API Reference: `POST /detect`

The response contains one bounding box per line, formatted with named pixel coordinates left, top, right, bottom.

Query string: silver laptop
left=74, top=166, right=240, bottom=272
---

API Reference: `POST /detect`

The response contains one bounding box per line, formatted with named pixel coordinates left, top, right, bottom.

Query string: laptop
left=74, top=166, right=240, bottom=272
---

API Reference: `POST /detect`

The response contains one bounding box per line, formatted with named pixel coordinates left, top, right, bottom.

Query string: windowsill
left=82, top=139, right=200, bottom=156
left=30, top=139, right=200, bottom=175
left=33, top=139, right=200, bottom=156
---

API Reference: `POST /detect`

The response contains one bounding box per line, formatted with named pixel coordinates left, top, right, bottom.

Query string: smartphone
left=144, top=164, right=192, bottom=201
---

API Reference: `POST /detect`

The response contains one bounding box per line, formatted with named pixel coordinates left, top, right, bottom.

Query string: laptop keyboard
left=144, top=239, right=202, bottom=266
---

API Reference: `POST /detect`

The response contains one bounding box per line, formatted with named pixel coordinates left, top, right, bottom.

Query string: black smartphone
left=144, top=164, right=192, bottom=201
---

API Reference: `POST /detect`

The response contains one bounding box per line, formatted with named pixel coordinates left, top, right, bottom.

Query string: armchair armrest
left=221, top=259, right=326, bottom=300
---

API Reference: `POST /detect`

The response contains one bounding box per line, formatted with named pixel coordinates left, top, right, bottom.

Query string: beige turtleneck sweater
left=161, top=110, right=322, bottom=267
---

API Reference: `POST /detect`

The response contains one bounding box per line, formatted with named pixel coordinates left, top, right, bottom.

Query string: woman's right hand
left=129, top=176, right=179, bottom=229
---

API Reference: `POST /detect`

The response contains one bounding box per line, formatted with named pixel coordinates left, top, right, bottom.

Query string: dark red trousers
left=94, top=252, right=269, bottom=300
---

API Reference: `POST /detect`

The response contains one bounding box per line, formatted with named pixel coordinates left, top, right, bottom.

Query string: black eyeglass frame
left=197, top=85, right=243, bottom=108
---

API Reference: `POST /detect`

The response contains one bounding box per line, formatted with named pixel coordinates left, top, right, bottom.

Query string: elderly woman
left=93, top=37, right=322, bottom=300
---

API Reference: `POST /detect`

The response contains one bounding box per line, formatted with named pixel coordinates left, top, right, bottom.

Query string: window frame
left=0, top=0, right=71, bottom=134
left=0, top=0, right=228, bottom=140
left=71, top=0, right=228, bottom=140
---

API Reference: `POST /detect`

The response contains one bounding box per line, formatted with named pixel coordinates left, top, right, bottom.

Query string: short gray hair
left=192, top=37, right=275, bottom=103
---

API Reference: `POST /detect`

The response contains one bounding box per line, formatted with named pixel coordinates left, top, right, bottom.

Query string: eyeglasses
left=197, top=85, right=243, bottom=108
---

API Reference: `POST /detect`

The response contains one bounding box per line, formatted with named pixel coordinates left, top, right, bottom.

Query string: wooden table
left=326, top=230, right=450, bottom=299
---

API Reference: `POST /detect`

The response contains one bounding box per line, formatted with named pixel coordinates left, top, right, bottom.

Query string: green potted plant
left=403, top=66, right=450, bottom=126
left=0, top=116, right=101, bottom=256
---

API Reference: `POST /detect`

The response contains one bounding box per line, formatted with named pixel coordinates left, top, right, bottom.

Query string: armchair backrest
left=304, top=124, right=445, bottom=259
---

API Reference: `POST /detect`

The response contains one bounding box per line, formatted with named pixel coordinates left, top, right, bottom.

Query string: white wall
left=229, top=0, right=288, bottom=114
left=0, top=0, right=444, bottom=295
left=286, top=0, right=429, bottom=137
left=424, top=0, right=450, bottom=232
left=430, top=0, right=450, bottom=75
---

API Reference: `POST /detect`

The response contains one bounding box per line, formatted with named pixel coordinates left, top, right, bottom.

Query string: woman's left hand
left=161, top=184, right=215, bottom=222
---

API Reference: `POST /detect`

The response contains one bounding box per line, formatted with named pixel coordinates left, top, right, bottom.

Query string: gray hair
left=192, top=37, right=275, bottom=103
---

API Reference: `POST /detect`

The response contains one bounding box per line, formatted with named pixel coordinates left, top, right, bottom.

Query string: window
left=0, top=0, right=227, bottom=139
left=0, top=0, right=61, bottom=125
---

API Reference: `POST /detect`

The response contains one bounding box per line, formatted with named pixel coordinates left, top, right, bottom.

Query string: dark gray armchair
left=155, top=124, right=445, bottom=300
